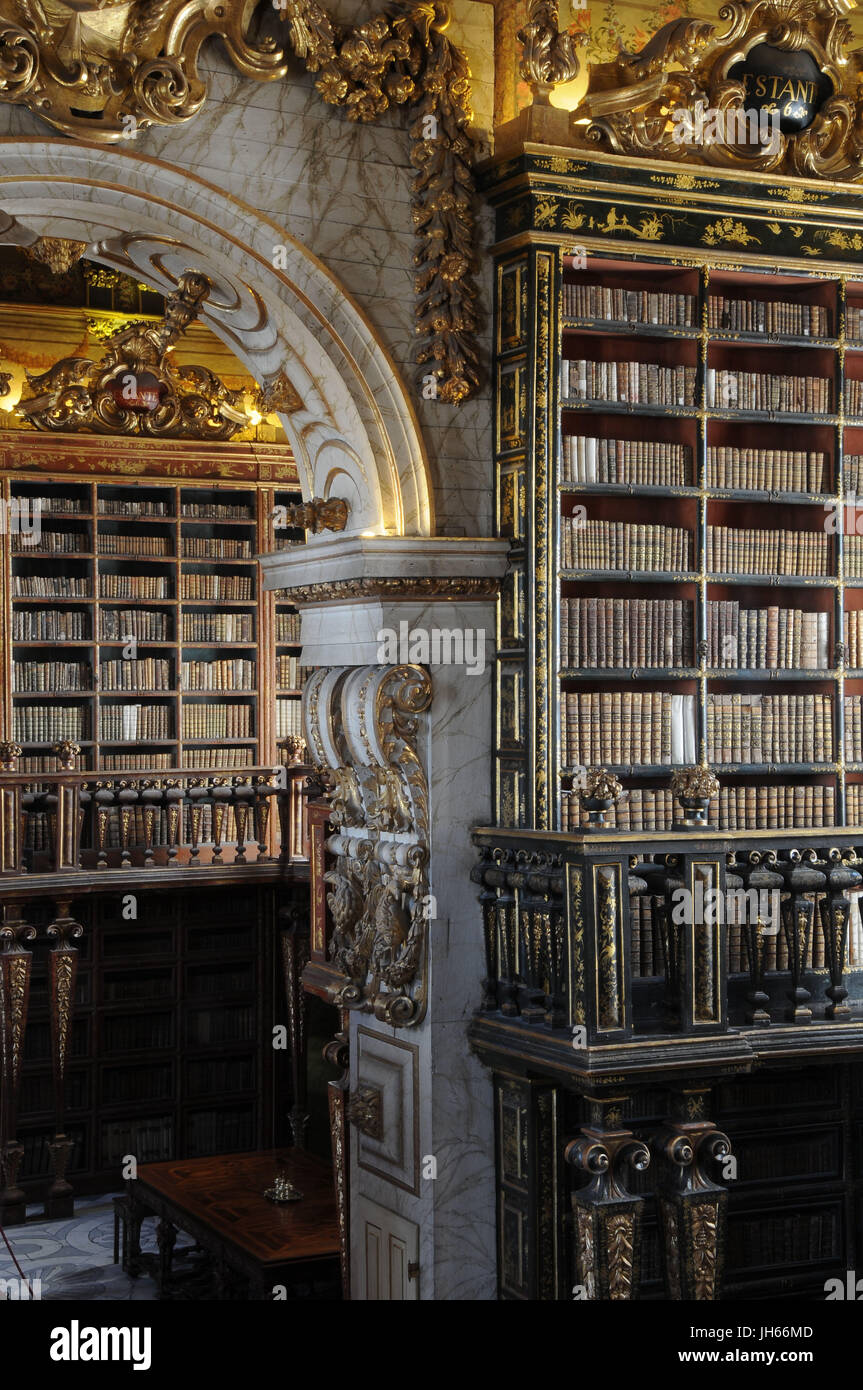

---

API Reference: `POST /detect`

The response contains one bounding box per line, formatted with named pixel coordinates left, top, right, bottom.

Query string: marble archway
left=0, top=139, right=433, bottom=539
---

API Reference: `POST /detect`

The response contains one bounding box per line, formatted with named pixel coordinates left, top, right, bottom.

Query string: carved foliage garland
left=282, top=0, right=480, bottom=403
left=304, top=662, right=432, bottom=1026
left=0, top=0, right=481, bottom=404
left=573, top=0, right=863, bottom=181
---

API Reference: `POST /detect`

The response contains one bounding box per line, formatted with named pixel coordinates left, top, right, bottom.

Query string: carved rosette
left=303, top=662, right=432, bottom=1026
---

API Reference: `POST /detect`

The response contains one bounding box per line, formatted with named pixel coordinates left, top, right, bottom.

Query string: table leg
left=156, top=1218, right=177, bottom=1296
left=124, top=1195, right=147, bottom=1278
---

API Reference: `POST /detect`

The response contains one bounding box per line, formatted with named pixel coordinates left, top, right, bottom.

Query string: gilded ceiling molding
left=304, top=663, right=432, bottom=1027
left=567, top=0, right=863, bottom=180
left=0, top=0, right=481, bottom=403
left=9, top=269, right=298, bottom=439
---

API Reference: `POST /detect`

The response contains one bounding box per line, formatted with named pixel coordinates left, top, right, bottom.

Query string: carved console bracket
left=565, top=1097, right=650, bottom=1300
left=303, top=662, right=432, bottom=1027
left=655, top=1091, right=732, bottom=1301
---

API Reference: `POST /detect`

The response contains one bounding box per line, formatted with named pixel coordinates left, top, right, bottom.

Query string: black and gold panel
left=499, top=666, right=525, bottom=750
left=498, top=462, right=526, bottom=543
left=495, top=1076, right=564, bottom=1300
left=496, top=761, right=527, bottom=830
left=497, top=361, right=527, bottom=454
left=497, top=258, right=528, bottom=355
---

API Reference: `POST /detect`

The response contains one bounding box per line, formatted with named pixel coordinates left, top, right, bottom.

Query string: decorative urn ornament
left=580, top=767, right=623, bottom=831
left=671, top=766, right=721, bottom=830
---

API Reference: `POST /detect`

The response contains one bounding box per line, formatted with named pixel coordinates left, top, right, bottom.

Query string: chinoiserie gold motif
left=0, top=0, right=480, bottom=404
left=570, top=0, right=863, bottom=181
left=8, top=270, right=300, bottom=439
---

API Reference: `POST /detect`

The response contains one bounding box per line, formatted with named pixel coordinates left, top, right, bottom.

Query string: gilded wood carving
left=572, top=0, right=863, bottom=182
left=0, top=0, right=480, bottom=402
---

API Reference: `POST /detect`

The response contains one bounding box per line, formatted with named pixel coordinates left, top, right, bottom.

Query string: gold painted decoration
left=23, top=237, right=88, bottom=275
left=13, top=270, right=300, bottom=439
left=307, top=662, right=433, bottom=1026
left=567, top=0, right=863, bottom=182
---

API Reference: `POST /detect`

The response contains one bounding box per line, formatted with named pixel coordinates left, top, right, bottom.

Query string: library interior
left=5, top=0, right=863, bottom=1306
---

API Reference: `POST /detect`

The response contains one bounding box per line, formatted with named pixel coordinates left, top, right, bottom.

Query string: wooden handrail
left=0, top=742, right=313, bottom=875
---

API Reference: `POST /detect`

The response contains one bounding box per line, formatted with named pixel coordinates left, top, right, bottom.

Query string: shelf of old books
left=556, top=255, right=863, bottom=837
left=3, top=476, right=305, bottom=774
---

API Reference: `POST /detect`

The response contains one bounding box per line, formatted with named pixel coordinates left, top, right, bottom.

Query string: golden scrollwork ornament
left=570, top=0, right=863, bottom=181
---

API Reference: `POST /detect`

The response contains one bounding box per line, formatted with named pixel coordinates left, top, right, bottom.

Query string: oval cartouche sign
left=729, top=42, right=831, bottom=135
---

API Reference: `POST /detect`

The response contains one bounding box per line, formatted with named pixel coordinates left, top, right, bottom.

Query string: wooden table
left=115, top=1149, right=341, bottom=1300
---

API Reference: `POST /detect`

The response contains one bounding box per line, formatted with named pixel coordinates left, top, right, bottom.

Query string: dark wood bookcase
left=493, top=246, right=863, bottom=841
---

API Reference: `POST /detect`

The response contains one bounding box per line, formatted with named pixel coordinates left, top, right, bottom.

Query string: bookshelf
left=17, top=887, right=289, bottom=1193
left=494, top=250, right=863, bottom=839
left=1, top=473, right=305, bottom=773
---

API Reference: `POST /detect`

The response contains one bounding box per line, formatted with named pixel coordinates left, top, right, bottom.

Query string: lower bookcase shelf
left=16, top=883, right=301, bottom=1195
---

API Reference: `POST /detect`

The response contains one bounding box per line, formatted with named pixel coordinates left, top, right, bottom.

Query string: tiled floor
left=0, top=1194, right=194, bottom=1300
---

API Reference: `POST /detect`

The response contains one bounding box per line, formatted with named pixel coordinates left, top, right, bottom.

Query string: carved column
left=45, top=898, right=84, bottom=1218
left=565, top=1096, right=650, bottom=1300
left=0, top=741, right=23, bottom=874
left=0, top=903, right=36, bottom=1225
left=259, top=534, right=509, bottom=1301
left=279, top=901, right=310, bottom=1149
left=654, top=1089, right=732, bottom=1301
left=324, top=1022, right=350, bottom=1300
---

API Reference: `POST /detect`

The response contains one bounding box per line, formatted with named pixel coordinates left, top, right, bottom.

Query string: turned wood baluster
left=187, top=780, right=206, bottom=866
left=253, top=777, right=274, bottom=862
left=819, top=849, right=862, bottom=1020
left=233, top=779, right=254, bottom=864
left=777, top=850, right=825, bottom=1023
left=165, top=782, right=183, bottom=867
left=94, top=783, right=114, bottom=870
left=140, top=781, right=162, bottom=869
left=0, top=903, right=36, bottom=1226
left=211, top=779, right=232, bottom=864
left=117, top=783, right=138, bottom=870
left=45, top=898, right=83, bottom=1218
left=734, top=852, right=784, bottom=1027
